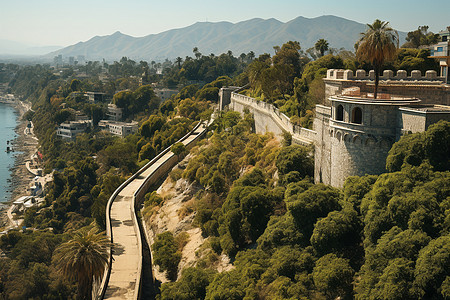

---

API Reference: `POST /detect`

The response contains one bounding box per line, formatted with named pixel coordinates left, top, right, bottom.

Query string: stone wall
left=220, top=86, right=450, bottom=189
left=314, top=105, right=332, bottom=185
left=398, top=107, right=450, bottom=134
left=227, top=91, right=315, bottom=145
left=318, top=99, right=398, bottom=187
left=329, top=131, right=392, bottom=187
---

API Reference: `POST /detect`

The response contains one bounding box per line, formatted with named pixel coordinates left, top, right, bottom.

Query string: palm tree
left=356, top=19, right=399, bottom=99
left=315, top=39, right=329, bottom=57
left=193, top=47, right=201, bottom=59
left=175, top=57, right=183, bottom=68
left=247, top=51, right=255, bottom=62
left=53, top=228, right=110, bottom=300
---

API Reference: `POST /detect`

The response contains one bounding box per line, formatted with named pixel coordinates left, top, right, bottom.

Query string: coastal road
left=103, top=123, right=207, bottom=299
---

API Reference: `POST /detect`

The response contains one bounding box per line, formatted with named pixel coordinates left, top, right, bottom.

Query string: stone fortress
left=315, top=68, right=449, bottom=187
left=219, top=28, right=450, bottom=187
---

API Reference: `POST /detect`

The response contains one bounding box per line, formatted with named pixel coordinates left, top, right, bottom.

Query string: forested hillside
left=0, top=26, right=447, bottom=299
left=149, top=114, right=449, bottom=299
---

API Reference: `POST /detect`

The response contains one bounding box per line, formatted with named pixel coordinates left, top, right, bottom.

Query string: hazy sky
left=1, top=0, right=449, bottom=47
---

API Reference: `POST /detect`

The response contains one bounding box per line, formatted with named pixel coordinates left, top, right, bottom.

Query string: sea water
left=0, top=103, right=18, bottom=205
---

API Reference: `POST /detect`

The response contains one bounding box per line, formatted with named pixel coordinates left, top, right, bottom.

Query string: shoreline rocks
left=0, top=100, right=37, bottom=229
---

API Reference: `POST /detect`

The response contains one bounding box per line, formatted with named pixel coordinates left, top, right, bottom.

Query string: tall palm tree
left=53, top=228, right=110, bottom=300
left=175, top=57, right=183, bottom=68
left=315, top=39, right=329, bottom=57
left=193, top=47, right=201, bottom=59
left=356, top=19, right=399, bottom=99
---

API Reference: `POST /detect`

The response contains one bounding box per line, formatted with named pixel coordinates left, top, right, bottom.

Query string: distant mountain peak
left=47, top=15, right=406, bottom=61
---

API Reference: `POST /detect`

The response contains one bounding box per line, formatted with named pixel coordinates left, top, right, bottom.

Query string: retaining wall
left=228, top=92, right=315, bottom=146
left=97, top=121, right=208, bottom=299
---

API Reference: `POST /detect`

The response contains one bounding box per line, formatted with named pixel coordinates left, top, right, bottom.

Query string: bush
left=276, top=144, right=313, bottom=180
left=152, top=231, right=181, bottom=281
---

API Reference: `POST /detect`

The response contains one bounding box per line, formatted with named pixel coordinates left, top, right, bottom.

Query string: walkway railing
left=230, top=92, right=315, bottom=145
left=96, top=121, right=208, bottom=299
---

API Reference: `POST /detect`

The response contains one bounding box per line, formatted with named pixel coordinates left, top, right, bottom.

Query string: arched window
left=351, top=107, right=362, bottom=124
left=336, top=105, right=344, bottom=121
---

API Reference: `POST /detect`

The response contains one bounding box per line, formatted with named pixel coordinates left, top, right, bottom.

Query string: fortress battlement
left=324, top=69, right=450, bottom=106
left=315, top=92, right=450, bottom=187
left=220, top=67, right=450, bottom=188
left=326, top=69, right=446, bottom=83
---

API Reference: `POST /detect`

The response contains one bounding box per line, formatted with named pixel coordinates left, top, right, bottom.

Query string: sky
left=1, top=0, right=449, bottom=47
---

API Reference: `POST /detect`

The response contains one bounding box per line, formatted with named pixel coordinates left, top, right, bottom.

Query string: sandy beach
left=0, top=100, right=38, bottom=229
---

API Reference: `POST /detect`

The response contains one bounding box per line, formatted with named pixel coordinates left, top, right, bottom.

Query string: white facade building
left=98, top=120, right=138, bottom=137
left=106, top=104, right=123, bottom=121
left=57, top=120, right=92, bottom=140
left=155, top=88, right=178, bottom=101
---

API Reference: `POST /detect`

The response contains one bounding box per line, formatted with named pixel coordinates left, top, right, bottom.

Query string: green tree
left=276, top=144, right=314, bottom=179
left=262, top=246, right=315, bottom=282
left=315, top=39, right=329, bottom=57
left=70, top=79, right=82, bottom=92
left=193, top=47, right=201, bottom=59
left=356, top=19, right=399, bottom=99
left=89, top=104, right=103, bottom=126
left=402, top=26, right=440, bottom=48
left=52, top=228, right=110, bottom=300
left=152, top=231, right=182, bottom=281
left=205, top=269, right=245, bottom=300
left=139, top=115, right=165, bottom=138
left=175, top=56, right=183, bottom=68
left=374, top=258, right=415, bottom=300
left=257, top=214, right=305, bottom=251
left=313, top=253, right=354, bottom=300
left=139, top=142, right=156, bottom=161
left=310, top=206, right=362, bottom=257
left=171, top=142, right=186, bottom=158
left=112, top=90, right=134, bottom=118
left=395, top=48, right=439, bottom=74
left=386, top=120, right=450, bottom=172
left=272, top=41, right=303, bottom=77
left=413, top=235, right=450, bottom=299
left=160, top=267, right=215, bottom=300
left=288, top=184, right=341, bottom=240
left=53, top=109, right=73, bottom=124
left=133, top=84, right=159, bottom=114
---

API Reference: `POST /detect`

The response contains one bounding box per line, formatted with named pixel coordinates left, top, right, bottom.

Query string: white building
left=57, top=120, right=92, bottom=140
left=429, top=27, right=450, bottom=84
left=12, top=196, right=36, bottom=212
left=98, top=120, right=138, bottom=137
left=155, top=88, right=178, bottom=101
left=106, top=104, right=123, bottom=121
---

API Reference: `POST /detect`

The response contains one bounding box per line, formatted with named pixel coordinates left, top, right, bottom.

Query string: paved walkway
left=103, top=124, right=206, bottom=299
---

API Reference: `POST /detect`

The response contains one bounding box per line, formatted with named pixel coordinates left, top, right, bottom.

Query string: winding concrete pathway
left=103, top=123, right=207, bottom=299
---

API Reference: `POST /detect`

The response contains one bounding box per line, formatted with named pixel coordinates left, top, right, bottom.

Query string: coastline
left=0, top=99, right=38, bottom=229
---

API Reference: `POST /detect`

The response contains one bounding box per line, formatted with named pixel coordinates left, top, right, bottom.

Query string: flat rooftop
left=400, top=104, right=450, bottom=113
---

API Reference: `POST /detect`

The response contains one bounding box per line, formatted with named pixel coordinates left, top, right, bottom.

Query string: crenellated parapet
left=324, top=69, right=450, bottom=106
left=314, top=93, right=450, bottom=187
left=326, top=69, right=444, bottom=81
left=220, top=83, right=450, bottom=189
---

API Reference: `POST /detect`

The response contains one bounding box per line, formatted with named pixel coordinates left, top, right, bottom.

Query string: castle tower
left=315, top=93, right=421, bottom=188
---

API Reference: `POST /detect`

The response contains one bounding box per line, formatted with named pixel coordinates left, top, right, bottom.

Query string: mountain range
left=31, top=16, right=409, bottom=61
